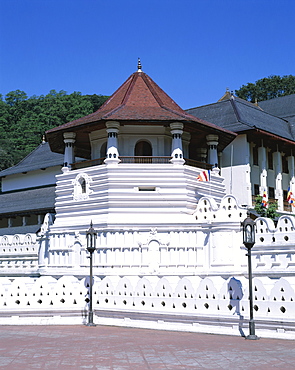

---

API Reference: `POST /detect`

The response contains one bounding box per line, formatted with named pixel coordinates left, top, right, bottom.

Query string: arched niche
left=134, top=140, right=152, bottom=156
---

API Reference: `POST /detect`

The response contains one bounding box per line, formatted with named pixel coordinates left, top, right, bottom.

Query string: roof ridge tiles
left=140, top=72, right=165, bottom=107
left=103, top=104, right=126, bottom=119
left=229, top=96, right=242, bottom=123
left=121, top=72, right=138, bottom=105
left=11, top=142, right=44, bottom=168
left=187, top=99, right=231, bottom=112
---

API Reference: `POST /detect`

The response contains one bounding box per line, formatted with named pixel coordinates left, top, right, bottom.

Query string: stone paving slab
left=0, top=325, right=294, bottom=369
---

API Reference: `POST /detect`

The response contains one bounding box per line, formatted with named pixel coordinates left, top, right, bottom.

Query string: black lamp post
left=242, top=213, right=259, bottom=340
left=86, top=221, right=97, bottom=326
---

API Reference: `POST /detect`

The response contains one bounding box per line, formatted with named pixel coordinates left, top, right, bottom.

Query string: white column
left=258, top=145, right=267, bottom=194
left=245, top=141, right=252, bottom=207
left=22, top=216, right=27, bottom=227
left=63, top=132, right=76, bottom=168
left=104, top=121, right=120, bottom=165
left=206, top=134, right=219, bottom=167
left=170, top=122, right=185, bottom=165
left=274, top=150, right=283, bottom=211
left=288, top=154, right=295, bottom=214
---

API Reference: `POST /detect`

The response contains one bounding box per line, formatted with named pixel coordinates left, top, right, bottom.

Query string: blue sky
left=1, top=0, right=295, bottom=109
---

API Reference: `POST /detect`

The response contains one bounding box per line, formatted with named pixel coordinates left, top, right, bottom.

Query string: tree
left=235, top=75, right=295, bottom=102
left=5, top=90, right=28, bottom=106
left=254, top=195, right=279, bottom=221
left=0, top=90, right=109, bottom=170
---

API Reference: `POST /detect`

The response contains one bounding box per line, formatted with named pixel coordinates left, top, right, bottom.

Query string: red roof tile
left=46, top=68, right=236, bottom=156
left=47, top=71, right=229, bottom=132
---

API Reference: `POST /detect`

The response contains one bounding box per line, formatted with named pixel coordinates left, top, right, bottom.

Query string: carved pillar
left=274, top=150, right=283, bottom=211
left=170, top=122, right=185, bottom=165
left=22, top=216, right=27, bottom=227
left=63, top=132, right=76, bottom=168
left=288, top=154, right=295, bottom=213
left=258, top=145, right=267, bottom=195
left=104, top=121, right=120, bottom=165
left=206, top=134, right=219, bottom=167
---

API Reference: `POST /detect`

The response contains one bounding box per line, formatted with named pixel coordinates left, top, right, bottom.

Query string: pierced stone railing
left=119, top=156, right=172, bottom=164
left=71, top=157, right=212, bottom=170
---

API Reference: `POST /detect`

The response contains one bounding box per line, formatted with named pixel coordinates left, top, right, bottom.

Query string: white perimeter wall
left=0, top=274, right=294, bottom=339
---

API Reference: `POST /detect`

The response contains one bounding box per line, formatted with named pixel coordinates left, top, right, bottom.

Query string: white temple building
left=0, top=63, right=295, bottom=337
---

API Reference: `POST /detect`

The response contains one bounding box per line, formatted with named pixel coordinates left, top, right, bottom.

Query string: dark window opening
left=282, top=156, right=289, bottom=174
left=269, top=187, right=275, bottom=199
left=80, top=178, right=86, bottom=193
left=135, top=141, right=152, bottom=156
left=268, top=151, right=273, bottom=170
left=253, top=145, right=258, bottom=166
left=254, top=184, right=259, bottom=196
left=138, top=187, right=156, bottom=191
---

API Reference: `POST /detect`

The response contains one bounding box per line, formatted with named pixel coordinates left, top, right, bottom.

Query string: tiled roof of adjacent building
left=186, top=95, right=295, bottom=143
left=0, top=142, right=63, bottom=177
left=0, top=224, right=43, bottom=236
left=258, top=94, right=295, bottom=125
left=0, top=186, right=56, bottom=216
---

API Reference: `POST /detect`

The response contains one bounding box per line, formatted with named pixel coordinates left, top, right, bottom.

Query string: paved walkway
left=0, top=325, right=294, bottom=369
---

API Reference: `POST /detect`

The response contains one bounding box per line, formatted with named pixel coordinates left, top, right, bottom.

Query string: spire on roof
left=218, top=88, right=233, bottom=102
left=137, top=58, right=142, bottom=72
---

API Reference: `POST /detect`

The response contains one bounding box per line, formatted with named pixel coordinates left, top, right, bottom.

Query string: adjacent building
left=187, top=92, right=295, bottom=212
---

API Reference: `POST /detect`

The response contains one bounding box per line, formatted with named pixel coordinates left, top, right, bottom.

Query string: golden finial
left=137, top=58, right=142, bottom=72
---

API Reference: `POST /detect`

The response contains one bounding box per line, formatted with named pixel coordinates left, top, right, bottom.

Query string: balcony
left=71, top=157, right=212, bottom=171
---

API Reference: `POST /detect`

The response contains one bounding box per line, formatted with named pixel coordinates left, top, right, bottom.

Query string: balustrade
left=71, top=157, right=212, bottom=169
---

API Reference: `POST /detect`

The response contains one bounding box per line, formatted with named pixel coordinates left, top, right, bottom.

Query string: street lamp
left=86, top=221, right=97, bottom=326
left=242, top=213, right=259, bottom=340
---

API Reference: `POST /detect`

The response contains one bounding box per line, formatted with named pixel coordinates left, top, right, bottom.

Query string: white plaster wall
left=251, top=165, right=260, bottom=190
left=51, top=163, right=226, bottom=232
left=2, top=166, right=61, bottom=192
left=88, top=125, right=191, bottom=158
left=89, top=128, right=108, bottom=159
left=0, top=233, right=39, bottom=274
left=118, top=126, right=168, bottom=156
left=220, top=135, right=252, bottom=206
left=221, top=135, right=249, bottom=167
left=2, top=195, right=295, bottom=280
left=221, top=164, right=251, bottom=206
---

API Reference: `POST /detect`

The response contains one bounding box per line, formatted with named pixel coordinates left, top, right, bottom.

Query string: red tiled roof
left=46, top=69, right=236, bottom=157
left=47, top=71, right=231, bottom=132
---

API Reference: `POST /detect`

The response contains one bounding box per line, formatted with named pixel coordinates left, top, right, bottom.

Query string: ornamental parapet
left=71, top=157, right=212, bottom=170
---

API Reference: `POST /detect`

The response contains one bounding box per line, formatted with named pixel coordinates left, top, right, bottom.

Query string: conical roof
left=46, top=66, right=236, bottom=157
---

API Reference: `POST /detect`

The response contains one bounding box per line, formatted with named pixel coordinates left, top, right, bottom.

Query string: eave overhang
left=241, top=128, right=295, bottom=153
